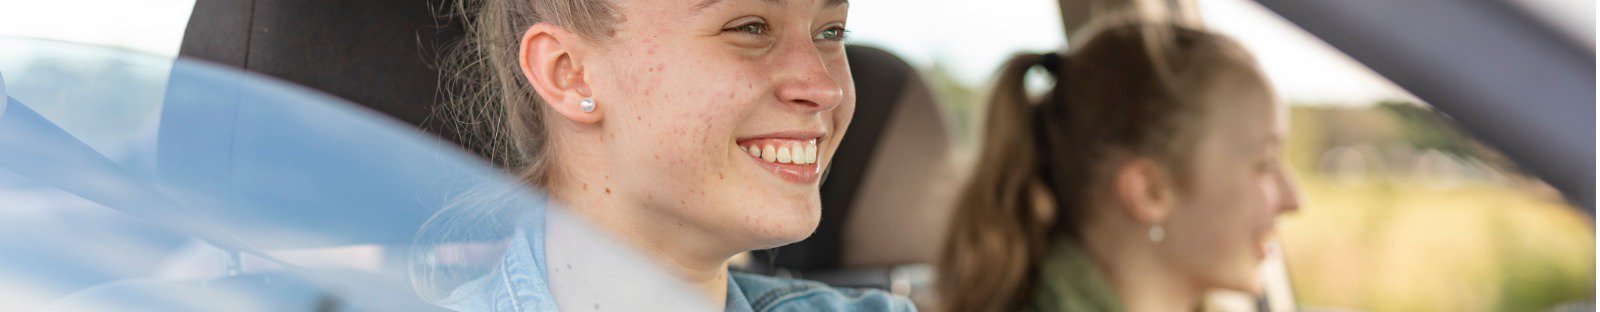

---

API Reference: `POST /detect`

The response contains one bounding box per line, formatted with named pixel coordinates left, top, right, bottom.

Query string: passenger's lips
left=1255, top=226, right=1278, bottom=260
left=736, top=131, right=825, bottom=184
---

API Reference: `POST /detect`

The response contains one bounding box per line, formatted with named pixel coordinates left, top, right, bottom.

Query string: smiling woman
left=420, top=0, right=912, bottom=311
left=939, top=20, right=1299, bottom=312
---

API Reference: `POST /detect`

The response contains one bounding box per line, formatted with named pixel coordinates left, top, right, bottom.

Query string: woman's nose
left=772, top=41, right=844, bottom=112
left=1276, top=171, right=1302, bottom=214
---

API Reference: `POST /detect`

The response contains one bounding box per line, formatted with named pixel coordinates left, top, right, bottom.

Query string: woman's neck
left=547, top=174, right=738, bottom=307
left=1081, top=222, right=1202, bottom=312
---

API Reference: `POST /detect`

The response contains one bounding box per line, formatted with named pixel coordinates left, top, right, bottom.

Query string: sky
left=0, top=0, right=195, bottom=55
left=0, top=0, right=1469, bottom=105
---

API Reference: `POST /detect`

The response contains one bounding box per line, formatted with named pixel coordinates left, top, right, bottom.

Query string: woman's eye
left=814, top=26, right=848, bottom=41
left=725, top=21, right=769, bottom=36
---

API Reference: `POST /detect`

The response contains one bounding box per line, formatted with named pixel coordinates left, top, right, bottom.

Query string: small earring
left=579, top=98, right=596, bottom=112
left=1148, top=225, right=1165, bottom=243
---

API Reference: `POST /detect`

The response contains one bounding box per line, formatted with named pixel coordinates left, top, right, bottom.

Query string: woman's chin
left=1211, top=267, right=1266, bottom=296
left=741, top=206, right=822, bottom=249
left=1234, top=280, right=1265, bottom=297
left=750, top=230, right=816, bottom=250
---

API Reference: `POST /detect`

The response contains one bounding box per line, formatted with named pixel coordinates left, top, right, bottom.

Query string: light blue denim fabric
left=435, top=208, right=916, bottom=312
left=725, top=271, right=916, bottom=312
left=434, top=208, right=558, bottom=312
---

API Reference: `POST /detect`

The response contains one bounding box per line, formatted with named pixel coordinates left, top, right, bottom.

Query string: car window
left=0, top=37, right=705, bottom=311
left=850, top=0, right=1594, bottom=311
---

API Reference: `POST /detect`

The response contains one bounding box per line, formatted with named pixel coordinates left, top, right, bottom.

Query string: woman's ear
left=1113, top=158, right=1177, bottom=225
left=519, top=23, right=602, bottom=124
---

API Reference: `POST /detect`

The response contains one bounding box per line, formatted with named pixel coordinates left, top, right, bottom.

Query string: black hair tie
left=1038, top=52, right=1062, bottom=74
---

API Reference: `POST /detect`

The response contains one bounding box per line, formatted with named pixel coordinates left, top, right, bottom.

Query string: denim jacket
left=435, top=208, right=915, bottom=312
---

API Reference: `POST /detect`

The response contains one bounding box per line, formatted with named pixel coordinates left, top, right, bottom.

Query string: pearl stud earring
left=579, top=98, right=596, bottom=112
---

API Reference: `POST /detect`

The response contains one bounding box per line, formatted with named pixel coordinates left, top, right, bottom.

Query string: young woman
left=939, top=21, right=1302, bottom=312
left=418, top=0, right=913, bottom=311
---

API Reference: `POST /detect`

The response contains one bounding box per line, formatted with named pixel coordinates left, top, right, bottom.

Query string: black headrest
left=179, top=0, right=474, bottom=154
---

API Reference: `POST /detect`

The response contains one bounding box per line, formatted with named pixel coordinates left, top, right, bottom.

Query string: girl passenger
left=939, top=21, right=1301, bottom=312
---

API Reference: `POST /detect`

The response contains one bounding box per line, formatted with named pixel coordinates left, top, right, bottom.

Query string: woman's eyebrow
left=691, top=0, right=849, bottom=15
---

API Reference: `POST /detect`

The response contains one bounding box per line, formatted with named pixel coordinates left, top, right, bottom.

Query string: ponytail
left=938, top=21, right=1264, bottom=312
left=938, top=52, right=1062, bottom=312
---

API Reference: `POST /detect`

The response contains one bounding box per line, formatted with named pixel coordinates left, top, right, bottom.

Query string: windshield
left=0, top=37, right=704, bottom=311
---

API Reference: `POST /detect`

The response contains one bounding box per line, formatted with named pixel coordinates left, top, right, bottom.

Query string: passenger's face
left=586, top=0, right=853, bottom=250
left=1159, top=72, right=1300, bottom=294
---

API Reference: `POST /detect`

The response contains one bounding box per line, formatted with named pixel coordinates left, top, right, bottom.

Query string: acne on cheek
left=701, top=116, right=715, bottom=147
left=635, top=37, right=671, bottom=74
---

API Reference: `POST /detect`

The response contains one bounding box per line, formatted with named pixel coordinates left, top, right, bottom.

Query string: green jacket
left=1026, top=238, right=1124, bottom=312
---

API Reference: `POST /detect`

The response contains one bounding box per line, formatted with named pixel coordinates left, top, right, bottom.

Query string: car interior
left=0, top=0, right=1590, bottom=310
left=168, top=0, right=1596, bottom=310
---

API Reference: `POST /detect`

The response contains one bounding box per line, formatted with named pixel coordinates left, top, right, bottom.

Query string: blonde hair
left=410, top=0, right=620, bottom=301
left=937, top=21, right=1262, bottom=312
left=438, top=0, right=618, bottom=186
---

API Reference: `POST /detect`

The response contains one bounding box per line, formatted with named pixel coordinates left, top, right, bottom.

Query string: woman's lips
left=736, top=137, right=822, bottom=184
left=1255, top=227, right=1278, bottom=260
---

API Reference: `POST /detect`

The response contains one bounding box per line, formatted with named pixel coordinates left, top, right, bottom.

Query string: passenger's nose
left=771, top=40, right=844, bottom=112
left=1276, top=171, right=1302, bottom=215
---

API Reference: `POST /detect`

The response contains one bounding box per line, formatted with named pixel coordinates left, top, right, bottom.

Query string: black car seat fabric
left=178, top=0, right=476, bottom=156
left=840, top=68, right=961, bottom=268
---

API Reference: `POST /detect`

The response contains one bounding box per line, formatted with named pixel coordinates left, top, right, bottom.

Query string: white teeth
left=744, top=139, right=821, bottom=165
left=776, top=146, right=792, bottom=164
left=791, top=145, right=804, bottom=164
left=804, top=142, right=817, bottom=164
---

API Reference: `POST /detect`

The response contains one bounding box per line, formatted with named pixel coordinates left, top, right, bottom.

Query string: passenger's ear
left=519, top=23, right=601, bottom=124
left=1113, top=158, right=1176, bottom=226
